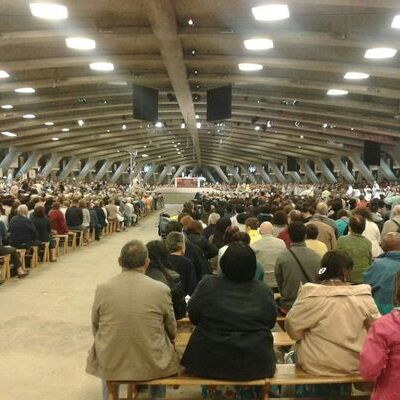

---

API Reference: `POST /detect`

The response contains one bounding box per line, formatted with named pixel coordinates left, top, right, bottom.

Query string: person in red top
left=278, top=209, right=303, bottom=248
left=48, top=202, right=69, bottom=234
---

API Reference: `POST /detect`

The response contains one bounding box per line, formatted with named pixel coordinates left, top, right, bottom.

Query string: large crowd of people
left=85, top=181, right=400, bottom=400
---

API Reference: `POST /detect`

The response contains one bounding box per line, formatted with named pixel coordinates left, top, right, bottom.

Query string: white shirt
left=363, top=219, right=383, bottom=258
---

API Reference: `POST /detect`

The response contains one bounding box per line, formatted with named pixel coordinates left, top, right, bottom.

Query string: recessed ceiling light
left=181, top=122, right=186, bottom=129
left=195, top=114, right=200, bottom=119
left=23, top=114, right=36, bottom=119
left=322, top=123, right=328, bottom=128
left=78, top=119, right=84, bottom=126
left=239, top=63, right=263, bottom=71
left=30, top=3, right=68, bottom=20
left=254, top=126, right=261, bottom=131
left=1, top=131, right=17, bottom=137
left=66, top=37, right=96, bottom=50
left=108, top=81, right=128, bottom=86
left=0, top=70, right=10, bottom=78
left=122, top=124, right=127, bottom=130
left=364, top=47, right=397, bottom=59
left=196, top=122, right=201, bottom=129
left=188, top=18, right=194, bottom=26
left=244, top=38, right=274, bottom=50
left=344, top=72, right=370, bottom=80
left=62, top=128, right=70, bottom=132
left=300, top=135, right=304, bottom=139
left=89, top=62, right=114, bottom=72
left=143, top=145, right=147, bottom=148
left=142, top=154, right=149, bottom=158
left=44, top=121, right=54, bottom=126
left=155, top=121, right=163, bottom=128
left=252, top=4, right=290, bottom=21
left=1, top=104, right=13, bottom=110
left=158, top=155, right=161, bottom=158
left=52, top=137, right=59, bottom=141
left=15, top=87, right=35, bottom=94
left=391, top=15, right=400, bottom=29
left=327, top=89, right=348, bottom=96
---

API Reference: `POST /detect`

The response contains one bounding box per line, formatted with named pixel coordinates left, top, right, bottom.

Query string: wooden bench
left=174, top=331, right=294, bottom=348
left=177, top=316, right=285, bottom=327
left=55, top=234, right=68, bottom=255
left=0, top=254, right=11, bottom=281
left=40, top=242, right=50, bottom=263
left=107, top=364, right=368, bottom=400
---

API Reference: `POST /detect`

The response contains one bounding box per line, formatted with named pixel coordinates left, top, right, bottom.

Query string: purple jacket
left=360, top=310, right=400, bottom=400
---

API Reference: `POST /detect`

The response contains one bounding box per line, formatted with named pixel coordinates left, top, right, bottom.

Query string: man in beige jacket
left=86, top=240, right=179, bottom=399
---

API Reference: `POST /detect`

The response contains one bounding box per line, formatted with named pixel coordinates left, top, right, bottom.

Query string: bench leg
left=106, top=382, right=119, bottom=400
left=261, top=383, right=270, bottom=400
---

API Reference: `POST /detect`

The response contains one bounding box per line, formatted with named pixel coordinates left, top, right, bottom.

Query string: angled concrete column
left=129, top=162, right=143, bottom=181
left=78, top=159, right=97, bottom=181
left=111, top=161, right=128, bottom=183
left=202, top=167, right=216, bottom=184
left=256, top=165, right=272, bottom=184
left=240, top=165, right=257, bottom=184
left=95, top=160, right=113, bottom=181
left=59, top=156, right=79, bottom=182
left=16, top=152, right=41, bottom=178
left=315, top=159, right=336, bottom=183
left=386, top=148, right=400, bottom=168
left=0, top=148, right=21, bottom=172
left=191, top=166, right=200, bottom=176
left=227, top=166, right=242, bottom=184
left=331, top=157, right=354, bottom=183
left=170, top=165, right=187, bottom=184
left=157, top=165, right=171, bottom=184
left=298, top=159, right=319, bottom=184
left=289, top=171, right=302, bottom=183
left=144, top=164, right=157, bottom=184
left=39, top=153, right=61, bottom=179
left=213, top=166, right=229, bottom=184
left=270, top=163, right=287, bottom=184
left=349, top=154, right=374, bottom=183
left=379, top=158, right=396, bottom=182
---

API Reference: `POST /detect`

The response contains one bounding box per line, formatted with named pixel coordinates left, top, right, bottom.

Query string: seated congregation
left=87, top=189, right=400, bottom=400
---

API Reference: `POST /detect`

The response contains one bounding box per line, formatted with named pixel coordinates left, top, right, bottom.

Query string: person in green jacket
left=337, top=215, right=372, bottom=284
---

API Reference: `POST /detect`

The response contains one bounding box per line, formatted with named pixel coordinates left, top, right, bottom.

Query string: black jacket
left=181, top=275, right=277, bottom=380
left=65, top=206, right=83, bottom=228
left=30, top=215, right=52, bottom=242
left=187, top=233, right=218, bottom=260
left=168, top=254, right=197, bottom=296
left=9, top=215, right=39, bottom=247
left=94, top=206, right=107, bottom=228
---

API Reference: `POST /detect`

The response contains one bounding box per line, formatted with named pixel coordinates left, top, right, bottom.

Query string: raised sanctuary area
left=0, top=1, right=400, bottom=400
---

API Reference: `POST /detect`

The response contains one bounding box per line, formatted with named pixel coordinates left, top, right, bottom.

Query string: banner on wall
left=28, top=169, right=36, bottom=178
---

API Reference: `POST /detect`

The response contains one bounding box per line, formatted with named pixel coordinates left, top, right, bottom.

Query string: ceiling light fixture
left=1, top=104, right=13, bottom=110
left=181, top=122, right=186, bottom=129
left=62, top=128, right=70, bottom=132
left=196, top=122, right=201, bottom=129
left=155, top=121, right=163, bottom=128
left=23, top=114, right=36, bottom=119
left=122, top=124, right=127, bottom=130
left=195, top=114, right=200, bottom=119
left=391, top=15, right=400, bottom=29
left=188, top=18, right=194, bottom=26
left=327, top=89, right=348, bottom=96
left=29, top=2, right=68, bottom=20
left=244, top=38, right=274, bottom=50
left=142, top=154, right=149, bottom=158
left=252, top=4, right=290, bottom=21
left=66, top=37, right=96, bottom=50
left=52, top=137, right=59, bottom=141
left=344, top=72, right=370, bottom=80
left=0, top=70, right=10, bottom=78
left=78, top=119, right=84, bottom=126
left=15, top=87, right=35, bottom=94
left=364, top=47, right=397, bottom=59
left=1, top=131, right=17, bottom=137
left=254, top=126, right=261, bottom=131
left=89, top=62, right=114, bottom=71
left=239, top=63, right=263, bottom=71
left=44, top=121, right=54, bottom=126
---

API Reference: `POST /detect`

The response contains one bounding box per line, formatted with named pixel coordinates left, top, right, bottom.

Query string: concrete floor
left=0, top=205, right=183, bottom=400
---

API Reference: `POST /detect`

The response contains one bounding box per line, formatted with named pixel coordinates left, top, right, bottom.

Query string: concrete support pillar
left=191, top=166, right=200, bottom=176
left=0, top=148, right=21, bottom=172
left=298, top=159, right=319, bottom=184
left=270, top=163, right=287, bottom=184
left=255, top=165, right=272, bottom=184
left=387, top=148, right=400, bottom=168
left=39, top=153, right=61, bottom=179
left=170, top=165, right=187, bottom=184
left=349, top=154, right=374, bottom=183
left=144, top=164, right=156, bottom=184
left=213, top=165, right=229, bottom=184
left=288, top=171, right=302, bottom=183
left=315, top=159, right=337, bottom=183
left=78, top=159, right=97, bottom=181
left=379, top=158, right=396, bottom=182
left=240, top=165, right=257, bottom=184
left=129, top=162, right=143, bottom=181
left=158, top=165, right=171, bottom=184
left=16, top=152, right=42, bottom=179
left=202, top=167, right=216, bottom=184
left=331, top=156, right=355, bottom=183
left=226, top=166, right=242, bottom=184
left=111, top=161, right=128, bottom=183
left=59, top=156, right=79, bottom=182
left=95, top=160, right=113, bottom=181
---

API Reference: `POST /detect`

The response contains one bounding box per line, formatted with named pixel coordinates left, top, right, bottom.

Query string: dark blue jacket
left=9, top=215, right=38, bottom=247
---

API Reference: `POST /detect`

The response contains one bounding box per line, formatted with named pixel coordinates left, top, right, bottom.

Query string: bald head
left=382, top=232, right=400, bottom=252
left=259, top=222, right=273, bottom=235
left=393, top=205, right=400, bottom=216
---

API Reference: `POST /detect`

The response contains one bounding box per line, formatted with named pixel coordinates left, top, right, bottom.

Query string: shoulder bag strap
left=288, top=248, right=313, bottom=283
left=391, top=219, right=400, bottom=232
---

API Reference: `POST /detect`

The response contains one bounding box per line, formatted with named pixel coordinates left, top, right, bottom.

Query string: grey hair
left=17, top=204, right=29, bottom=217
left=119, top=240, right=148, bottom=269
left=316, top=202, right=328, bottom=215
left=208, top=212, right=221, bottom=225
left=165, top=232, right=185, bottom=253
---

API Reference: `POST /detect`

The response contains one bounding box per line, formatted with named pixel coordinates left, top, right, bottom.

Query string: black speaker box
left=207, top=85, right=232, bottom=122
left=364, top=141, right=381, bottom=166
left=133, top=85, right=158, bottom=122
left=287, top=156, right=298, bottom=172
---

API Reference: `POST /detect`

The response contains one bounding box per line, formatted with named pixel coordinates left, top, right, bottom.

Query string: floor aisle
left=0, top=205, right=181, bottom=400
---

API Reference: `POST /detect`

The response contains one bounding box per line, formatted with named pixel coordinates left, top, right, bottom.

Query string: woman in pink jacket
left=360, top=273, right=400, bottom=400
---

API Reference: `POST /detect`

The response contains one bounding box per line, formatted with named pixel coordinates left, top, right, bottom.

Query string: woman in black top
left=30, top=206, right=56, bottom=261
